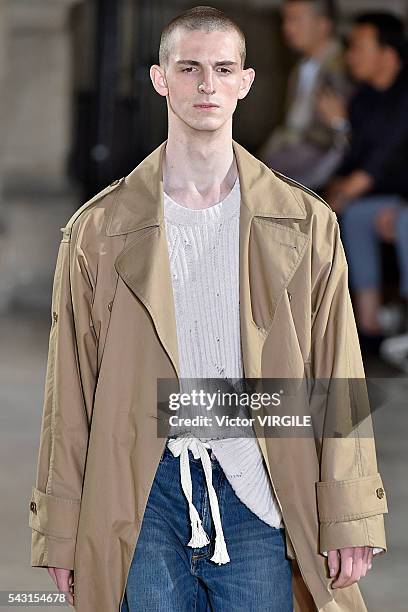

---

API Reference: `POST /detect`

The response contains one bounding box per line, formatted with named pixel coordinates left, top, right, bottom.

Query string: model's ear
left=237, top=67, right=256, bottom=101
left=150, top=64, right=169, bottom=97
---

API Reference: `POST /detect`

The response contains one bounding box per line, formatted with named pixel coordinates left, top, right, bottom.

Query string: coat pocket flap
left=28, top=486, right=81, bottom=540
left=316, top=473, right=388, bottom=522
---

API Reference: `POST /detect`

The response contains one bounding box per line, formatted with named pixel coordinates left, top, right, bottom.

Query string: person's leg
left=340, top=195, right=403, bottom=334
left=380, top=205, right=408, bottom=372
left=194, top=459, right=293, bottom=612
left=395, top=205, right=408, bottom=306
left=122, top=446, right=200, bottom=612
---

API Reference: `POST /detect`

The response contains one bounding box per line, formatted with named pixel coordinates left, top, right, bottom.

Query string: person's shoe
left=379, top=333, right=408, bottom=373
left=378, top=303, right=407, bottom=335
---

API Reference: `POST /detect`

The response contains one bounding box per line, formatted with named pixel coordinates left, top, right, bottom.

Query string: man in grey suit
left=258, top=0, right=351, bottom=190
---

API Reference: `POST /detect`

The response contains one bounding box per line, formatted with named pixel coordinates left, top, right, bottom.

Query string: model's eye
left=182, top=67, right=196, bottom=72
left=217, top=68, right=231, bottom=74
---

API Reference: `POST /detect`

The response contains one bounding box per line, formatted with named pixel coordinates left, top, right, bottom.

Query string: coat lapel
left=107, top=139, right=309, bottom=382
left=114, top=223, right=180, bottom=377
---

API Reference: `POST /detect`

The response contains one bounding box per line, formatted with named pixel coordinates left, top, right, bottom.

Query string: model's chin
left=192, top=122, right=223, bottom=132
left=182, top=116, right=225, bottom=132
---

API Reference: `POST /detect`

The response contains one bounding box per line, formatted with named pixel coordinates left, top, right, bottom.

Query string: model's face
left=282, top=2, right=329, bottom=54
left=150, top=28, right=255, bottom=134
left=346, top=25, right=384, bottom=82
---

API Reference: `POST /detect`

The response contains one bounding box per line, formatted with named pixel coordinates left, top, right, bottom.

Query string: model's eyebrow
left=176, top=60, right=238, bottom=67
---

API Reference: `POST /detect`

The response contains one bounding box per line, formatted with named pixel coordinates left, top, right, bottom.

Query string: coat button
left=30, top=501, right=37, bottom=514
left=107, top=300, right=113, bottom=312
left=52, top=311, right=58, bottom=324
left=376, top=487, right=385, bottom=499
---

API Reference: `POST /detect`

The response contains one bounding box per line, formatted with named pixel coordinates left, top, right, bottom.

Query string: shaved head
left=159, top=5, right=246, bottom=71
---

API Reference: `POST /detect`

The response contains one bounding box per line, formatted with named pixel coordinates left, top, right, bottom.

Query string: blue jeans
left=121, top=444, right=293, bottom=611
left=340, top=194, right=408, bottom=298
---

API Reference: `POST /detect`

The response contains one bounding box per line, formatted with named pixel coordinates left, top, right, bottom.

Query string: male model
left=29, top=6, right=388, bottom=611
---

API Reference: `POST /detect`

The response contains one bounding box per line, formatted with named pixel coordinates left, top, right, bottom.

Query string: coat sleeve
left=28, top=219, right=97, bottom=570
left=310, top=209, right=388, bottom=555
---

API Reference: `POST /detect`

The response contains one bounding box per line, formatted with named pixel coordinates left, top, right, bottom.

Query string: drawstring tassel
left=188, top=514, right=210, bottom=548
left=187, top=500, right=210, bottom=548
left=166, top=436, right=230, bottom=563
left=211, top=532, right=230, bottom=565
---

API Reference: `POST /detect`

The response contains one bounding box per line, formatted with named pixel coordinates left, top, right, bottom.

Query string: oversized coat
left=28, top=139, right=388, bottom=611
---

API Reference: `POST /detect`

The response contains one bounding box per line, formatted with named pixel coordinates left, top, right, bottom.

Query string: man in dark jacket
left=321, top=12, right=408, bottom=352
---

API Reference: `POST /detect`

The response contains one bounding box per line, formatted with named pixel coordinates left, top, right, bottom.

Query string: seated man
left=322, top=12, right=408, bottom=353
left=257, top=0, right=351, bottom=190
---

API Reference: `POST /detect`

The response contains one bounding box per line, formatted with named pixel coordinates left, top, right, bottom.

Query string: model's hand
left=328, top=547, right=373, bottom=589
left=47, top=568, right=74, bottom=606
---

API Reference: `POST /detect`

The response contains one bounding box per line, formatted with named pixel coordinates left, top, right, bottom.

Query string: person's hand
left=328, top=547, right=374, bottom=589
left=339, top=171, right=373, bottom=201
left=325, top=171, right=374, bottom=214
left=329, top=192, right=349, bottom=214
left=375, top=206, right=398, bottom=243
left=324, top=178, right=349, bottom=214
left=47, top=568, right=74, bottom=606
left=317, top=87, right=348, bottom=129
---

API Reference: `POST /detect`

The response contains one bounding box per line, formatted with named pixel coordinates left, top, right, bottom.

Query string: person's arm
left=333, top=89, right=408, bottom=208
left=322, top=94, right=365, bottom=212
left=309, top=210, right=388, bottom=557
left=328, top=90, right=361, bottom=179
left=330, top=90, right=408, bottom=205
left=357, top=92, right=408, bottom=191
left=28, top=218, right=97, bottom=570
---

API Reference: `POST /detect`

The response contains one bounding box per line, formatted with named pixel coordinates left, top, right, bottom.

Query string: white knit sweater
left=163, top=175, right=284, bottom=551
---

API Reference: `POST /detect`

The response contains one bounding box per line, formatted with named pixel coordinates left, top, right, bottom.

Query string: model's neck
left=162, top=128, right=238, bottom=205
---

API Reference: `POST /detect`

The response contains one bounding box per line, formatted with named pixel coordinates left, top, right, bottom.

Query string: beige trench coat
left=28, top=139, right=388, bottom=611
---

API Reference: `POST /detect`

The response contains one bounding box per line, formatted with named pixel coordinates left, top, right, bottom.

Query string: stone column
left=0, top=0, right=83, bottom=311
left=3, top=0, right=83, bottom=192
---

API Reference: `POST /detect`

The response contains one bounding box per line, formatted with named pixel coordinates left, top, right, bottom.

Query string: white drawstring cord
left=167, top=436, right=231, bottom=565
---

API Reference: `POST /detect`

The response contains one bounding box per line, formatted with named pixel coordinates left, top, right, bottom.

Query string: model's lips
left=193, top=104, right=220, bottom=109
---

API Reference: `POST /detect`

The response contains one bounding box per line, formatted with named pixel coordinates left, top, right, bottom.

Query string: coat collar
left=106, top=139, right=306, bottom=236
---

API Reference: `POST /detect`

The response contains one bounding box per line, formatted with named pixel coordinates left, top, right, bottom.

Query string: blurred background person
left=257, top=0, right=352, bottom=191
left=321, top=12, right=408, bottom=361
left=378, top=206, right=408, bottom=373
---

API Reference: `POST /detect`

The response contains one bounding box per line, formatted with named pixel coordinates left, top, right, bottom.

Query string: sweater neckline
left=163, top=175, right=240, bottom=226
